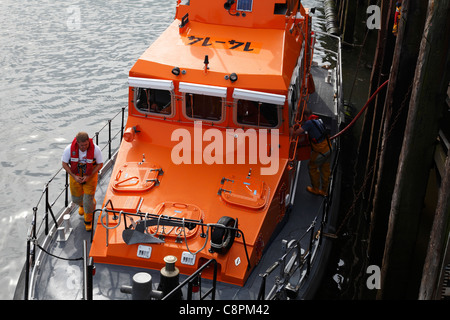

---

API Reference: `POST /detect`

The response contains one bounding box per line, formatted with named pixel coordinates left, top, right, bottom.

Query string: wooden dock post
left=415, top=0, right=450, bottom=300
left=353, top=0, right=427, bottom=278
left=378, top=0, right=450, bottom=299
left=419, top=147, right=450, bottom=300
left=360, top=0, right=397, bottom=267
left=342, top=0, right=356, bottom=44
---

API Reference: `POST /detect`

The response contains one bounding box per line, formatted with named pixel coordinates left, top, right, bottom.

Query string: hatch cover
left=218, top=175, right=269, bottom=210
left=112, top=162, right=163, bottom=192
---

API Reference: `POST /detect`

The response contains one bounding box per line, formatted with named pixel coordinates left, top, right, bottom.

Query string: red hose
left=330, top=79, right=389, bottom=140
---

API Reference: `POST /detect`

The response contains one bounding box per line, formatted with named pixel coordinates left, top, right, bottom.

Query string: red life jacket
left=70, top=138, right=95, bottom=176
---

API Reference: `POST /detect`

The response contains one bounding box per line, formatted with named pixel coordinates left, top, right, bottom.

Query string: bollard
left=158, top=255, right=181, bottom=299
left=120, top=272, right=163, bottom=300
left=131, top=273, right=152, bottom=300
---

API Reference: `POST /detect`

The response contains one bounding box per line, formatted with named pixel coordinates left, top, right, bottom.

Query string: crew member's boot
left=84, top=197, right=96, bottom=231
left=307, top=159, right=322, bottom=196
left=306, top=186, right=323, bottom=196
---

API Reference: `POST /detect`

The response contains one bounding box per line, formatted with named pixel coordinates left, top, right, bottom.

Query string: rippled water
left=0, top=0, right=177, bottom=299
left=0, top=0, right=331, bottom=299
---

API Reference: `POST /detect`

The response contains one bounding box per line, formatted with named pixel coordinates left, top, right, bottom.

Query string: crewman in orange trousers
left=291, top=109, right=332, bottom=196
left=62, top=132, right=103, bottom=230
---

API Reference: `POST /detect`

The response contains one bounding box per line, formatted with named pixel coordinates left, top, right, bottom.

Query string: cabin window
left=236, top=99, right=279, bottom=128
left=179, top=82, right=227, bottom=122
left=134, top=87, right=173, bottom=116
left=274, top=3, right=288, bottom=15
left=233, top=88, right=285, bottom=128
left=185, top=93, right=223, bottom=121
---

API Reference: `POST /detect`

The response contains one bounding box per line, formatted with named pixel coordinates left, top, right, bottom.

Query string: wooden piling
left=352, top=0, right=427, bottom=278
left=342, top=0, right=356, bottom=44
left=419, top=147, right=450, bottom=300
left=348, top=1, right=395, bottom=285
left=414, top=0, right=450, bottom=300
left=378, top=0, right=450, bottom=299
left=363, top=0, right=397, bottom=267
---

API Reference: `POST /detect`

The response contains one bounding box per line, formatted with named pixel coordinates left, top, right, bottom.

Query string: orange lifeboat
left=89, top=0, right=316, bottom=286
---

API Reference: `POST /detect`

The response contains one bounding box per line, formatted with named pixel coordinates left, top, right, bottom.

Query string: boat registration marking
left=181, top=251, right=196, bottom=266
left=182, top=35, right=262, bottom=53
left=137, top=245, right=152, bottom=259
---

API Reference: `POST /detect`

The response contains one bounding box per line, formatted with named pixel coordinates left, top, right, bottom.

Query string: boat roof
left=176, top=0, right=298, bottom=30
left=129, top=0, right=306, bottom=92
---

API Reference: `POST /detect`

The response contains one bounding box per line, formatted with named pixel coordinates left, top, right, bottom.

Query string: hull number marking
left=182, top=35, right=262, bottom=53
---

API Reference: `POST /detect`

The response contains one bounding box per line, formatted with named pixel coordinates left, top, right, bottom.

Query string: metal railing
left=257, top=214, right=321, bottom=300
left=257, top=134, right=341, bottom=300
left=23, top=106, right=127, bottom=300
left=92, top=204, right=252, bottom=269
left=162, top=259, right=218, bottom=301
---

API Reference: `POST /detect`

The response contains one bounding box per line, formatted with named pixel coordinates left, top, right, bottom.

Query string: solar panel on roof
left=237, top=0, right=253, bottom=12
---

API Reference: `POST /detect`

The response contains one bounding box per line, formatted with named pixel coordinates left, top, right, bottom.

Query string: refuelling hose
left=330, top=79, right=389, bottom=140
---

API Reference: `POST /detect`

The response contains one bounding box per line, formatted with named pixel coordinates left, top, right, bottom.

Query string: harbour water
left=0, top=0, right=178, bottom=299
left=0, top=0, right=365, bottom=299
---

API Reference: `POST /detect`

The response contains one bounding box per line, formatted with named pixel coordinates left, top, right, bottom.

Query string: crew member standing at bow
left=62, top=132, right=103, bottom=230
left=291, top=109, right=332, bottom=196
